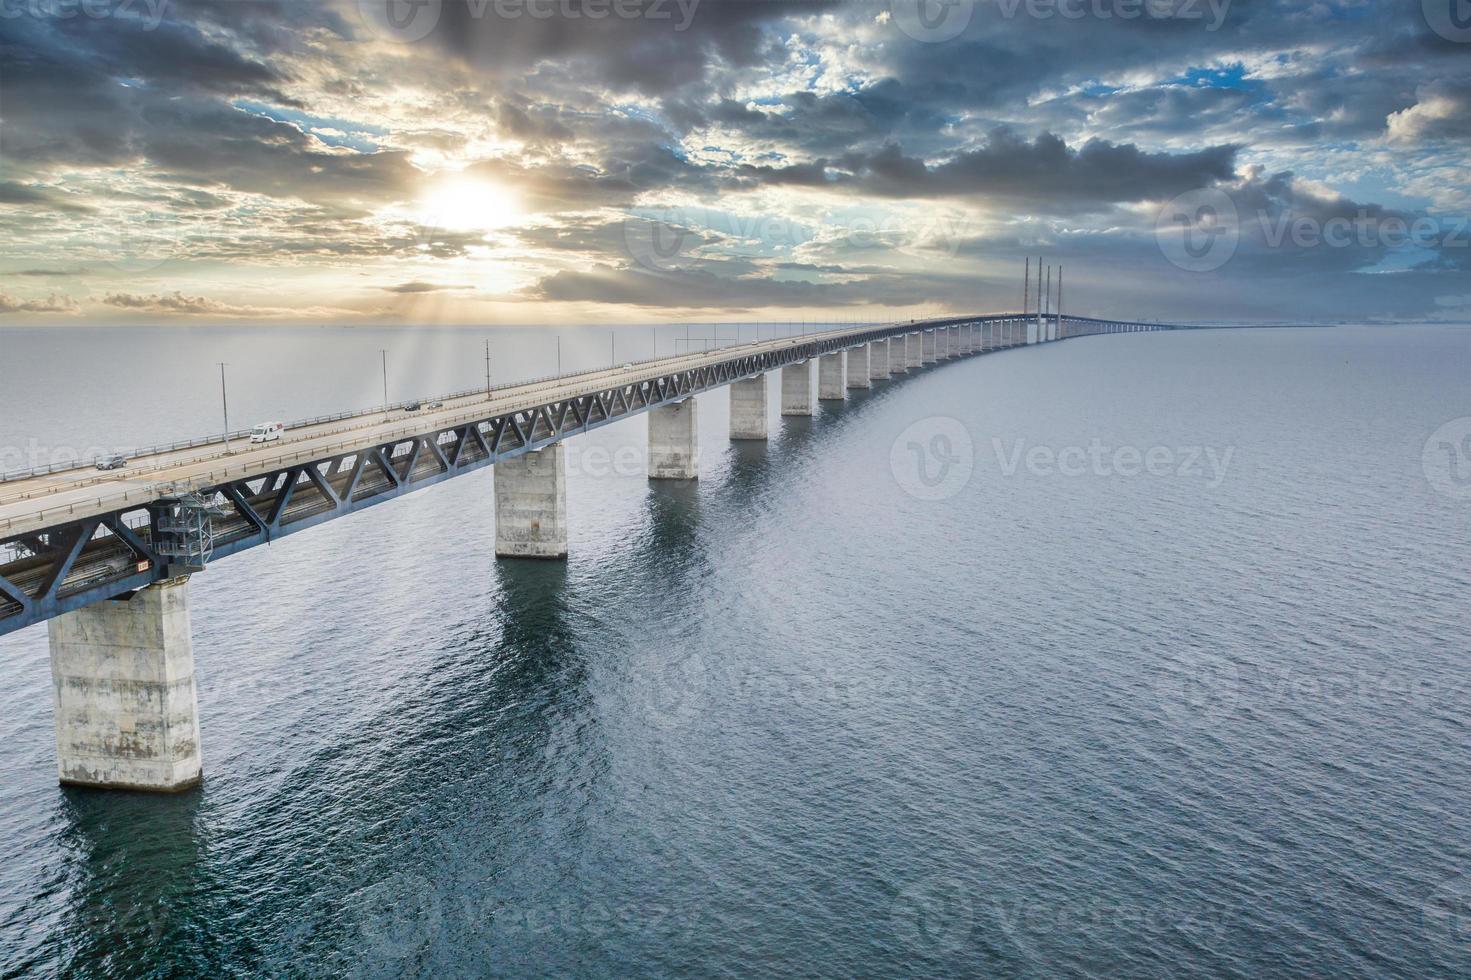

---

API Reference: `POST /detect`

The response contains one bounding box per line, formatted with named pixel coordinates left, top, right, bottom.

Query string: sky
left=0, top=0, right=1468, bottom=326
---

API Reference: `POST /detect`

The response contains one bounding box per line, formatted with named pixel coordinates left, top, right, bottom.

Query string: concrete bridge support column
left=495, top=443, right=569, bottom=558
left=48, top=576, right=202, bottom=792
left=887, top=337, right=906, bottom=374
left=648, top=399, right=699, bottom=479
left=730, top=373, right=769, bottom=439
left=869, top=340, right=890, bottom=380
left=950, top=325, right=962, bottom=355
left=906, top=333, right=923, bottom=369
left=818, top=352, right=846, bottom=400
left=937, top=328, right=950, bottom=359
left=962, top=324, right=974, bottom=354
left=922, top=330, right=937, bottom=364
left=846, top=345, right=871, bottom=389
left=781, top=362, right=814, bottom=416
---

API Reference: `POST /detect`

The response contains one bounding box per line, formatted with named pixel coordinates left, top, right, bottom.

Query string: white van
left=249, top=421, right=284, bottom=443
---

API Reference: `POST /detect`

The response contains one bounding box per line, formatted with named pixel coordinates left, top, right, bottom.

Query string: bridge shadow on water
left=42, top=787, right=205, bottom=976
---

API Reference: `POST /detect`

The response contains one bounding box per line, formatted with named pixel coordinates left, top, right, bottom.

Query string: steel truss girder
left=0, top=313, right=1175, bottom=637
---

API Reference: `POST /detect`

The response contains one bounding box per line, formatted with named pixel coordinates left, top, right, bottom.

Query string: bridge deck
left=0, top=321, right=879, bottom=538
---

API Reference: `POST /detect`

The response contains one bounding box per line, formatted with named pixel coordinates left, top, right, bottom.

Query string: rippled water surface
left=1, top=324, right=1469, bottom=978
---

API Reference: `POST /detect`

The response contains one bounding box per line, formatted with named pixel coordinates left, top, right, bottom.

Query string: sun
left=417, top=177, right=522, bottom=232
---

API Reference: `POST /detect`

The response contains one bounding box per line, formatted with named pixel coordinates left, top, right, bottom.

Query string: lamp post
left=380, top=349, right=389, bottom=418
left=218, top=362, right=231, bottom=454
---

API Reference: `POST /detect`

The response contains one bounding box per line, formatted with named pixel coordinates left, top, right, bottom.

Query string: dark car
left=403, top=401, right=422, bottom=412
left=94, top=454, right=127, bottom=471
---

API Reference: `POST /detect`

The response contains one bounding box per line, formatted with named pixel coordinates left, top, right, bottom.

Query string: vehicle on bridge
left=249, top=421, right=284, bottom=443
left=93, top=453, right=127, bottom=471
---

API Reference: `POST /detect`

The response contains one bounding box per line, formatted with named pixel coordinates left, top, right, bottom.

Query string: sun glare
left=418, top=177, right=522, bottom=232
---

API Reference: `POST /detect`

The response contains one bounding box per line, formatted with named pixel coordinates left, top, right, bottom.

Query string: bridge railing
left=0, top=321, right=911, bottom=533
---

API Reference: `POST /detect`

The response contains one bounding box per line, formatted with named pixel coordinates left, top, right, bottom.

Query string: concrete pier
left=937, top=328, right=950, bottom=359
left=818, top=352, right=846, bottom=400
left=48, top=577, right=202, bottom=792
left=887, top=337, right=906, bottom=374
left=781, top=362, right=814, bottom=416
left=951, top=325, right=962, bottom=355
left=648, top=399, right=699, bottom=479
left=868, top=340, right=890, bottom=380
left=906, top=333, right=923, bottom=369
left=494, top=443, right=568, bottom=559
left=922, top=330, right=937, bottom=364
left=730, top=373, right=769, bottom=439
left=846, top=344, right=871, bottom=389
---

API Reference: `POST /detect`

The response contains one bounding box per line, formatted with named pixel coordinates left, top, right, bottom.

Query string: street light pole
left=218, top=362, right=231, bottom=454
left=380, top=349, right=389, bottom=417
left=484, top=338, right=492, bottom=400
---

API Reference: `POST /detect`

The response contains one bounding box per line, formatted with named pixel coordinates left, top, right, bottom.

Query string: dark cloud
left=380, top=281, right=476, bottom=293
left=0, top=183, right=96, bottom=214
left=736, top=130, right=1239, bottom=213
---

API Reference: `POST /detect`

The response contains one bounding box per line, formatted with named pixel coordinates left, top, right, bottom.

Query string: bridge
left=2, top=313, right=1172, bottom=792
